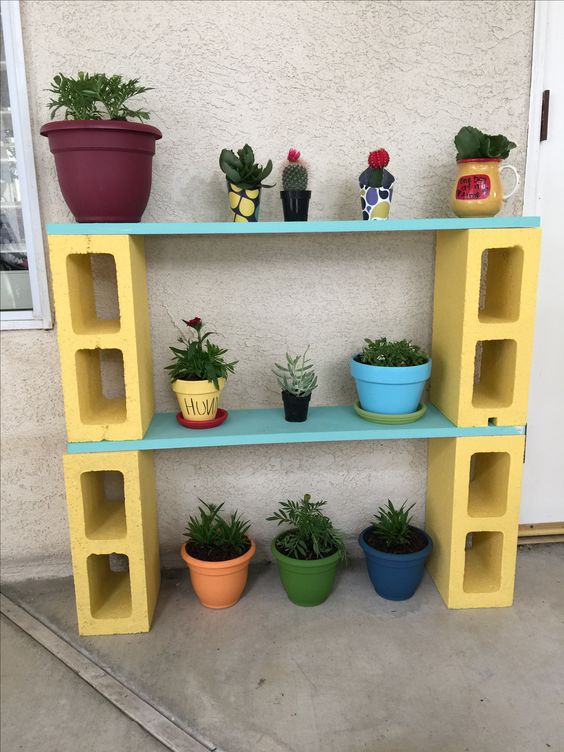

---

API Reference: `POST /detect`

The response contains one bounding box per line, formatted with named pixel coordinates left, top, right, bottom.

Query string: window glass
left=0, top=9, right=32, bottom=311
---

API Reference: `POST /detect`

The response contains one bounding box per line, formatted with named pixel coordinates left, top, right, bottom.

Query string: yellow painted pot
left=227, top=182, right=261, bottom=222
left=450, top=158, right=519, bottom=218
left=172, top=377, right=225, bottom=421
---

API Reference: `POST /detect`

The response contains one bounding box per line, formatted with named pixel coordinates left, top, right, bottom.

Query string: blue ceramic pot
left=358, top=526, right=433, bottom=601
left=350, top=356, right=432, bottom=414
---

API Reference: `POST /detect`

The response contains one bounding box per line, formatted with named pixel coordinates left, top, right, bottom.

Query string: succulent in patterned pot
left=219, top=144, right=274, bottom=222
left=359, top=149, right=394, bottom=220
left=280, top=148, right=311, bottom=221
left=165, top=317, right=237, bottom=424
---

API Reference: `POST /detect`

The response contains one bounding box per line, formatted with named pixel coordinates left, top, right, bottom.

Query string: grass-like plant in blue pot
left=358, top=500, right=433, bottom=601
left=350, top=337, right=431, bottom=416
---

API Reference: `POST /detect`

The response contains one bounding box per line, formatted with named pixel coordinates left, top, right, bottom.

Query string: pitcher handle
left=500, top=164, right=520, bottom=200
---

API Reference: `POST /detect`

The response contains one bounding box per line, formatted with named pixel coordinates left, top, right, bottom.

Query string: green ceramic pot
left=271, top=534, right=341, bottom=606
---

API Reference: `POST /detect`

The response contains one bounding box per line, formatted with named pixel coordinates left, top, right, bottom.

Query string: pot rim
left=358, top=525, right=433, bottom=561
left=172, top=376, right=225, bottom=392
left=271, top=533, right=342, bottom=567
left=281, top=390, right=312, bottom=400
left=456, top=157, right=501, bottom=164
left=351, top=354, right=431, bottom=370
left=40, top=119, right=162, bottom=139
left=180, top=536, right=256, bottom=570
left=280, top=189, right=312, bottom=197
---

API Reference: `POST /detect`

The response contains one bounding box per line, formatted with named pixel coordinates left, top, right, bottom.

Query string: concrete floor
left=1, top=617, right=167, bottom=752
left=1, top=545, right=563, bottom=752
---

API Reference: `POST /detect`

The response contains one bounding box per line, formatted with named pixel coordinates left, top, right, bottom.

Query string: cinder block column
left=431, top=228, right=541, bottom=427
left=63, top=451, right=160, bottom=635
left=49, top=235, right=154, bottom=441
left=426, top=435, right=525, bottom=608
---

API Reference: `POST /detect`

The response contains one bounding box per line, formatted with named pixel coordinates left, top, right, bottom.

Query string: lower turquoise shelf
left=66, top=404, right=525, bottom=454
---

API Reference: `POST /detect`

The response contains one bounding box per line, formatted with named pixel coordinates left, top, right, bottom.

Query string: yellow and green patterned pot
left=360, top=182, right=394, bottom=220
left=227, top=182, right=261, bottom=222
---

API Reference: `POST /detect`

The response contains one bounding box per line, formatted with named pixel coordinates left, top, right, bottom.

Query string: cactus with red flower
left=282, top=148, right=308, bottom=191
left=365, top=149, right=390, bottom=188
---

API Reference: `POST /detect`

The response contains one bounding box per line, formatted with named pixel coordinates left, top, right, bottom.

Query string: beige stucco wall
left=0, top=0, right=534, bottom=579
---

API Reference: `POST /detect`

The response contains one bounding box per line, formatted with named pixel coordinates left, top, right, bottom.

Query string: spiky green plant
left=47, top=72, right=151, bottom=121
left=219, top=144, right=273, bottom=189
left=282, top=148, right=308, bottom=191
left=273, top=347, right=318, bottom=397
left=267, top=494, right=345, bottom=561
left=372, top=500, right=415, bottom=548
left=184, top=500, right=251, bottom=555
left=358, top=337, right=428, bottom=367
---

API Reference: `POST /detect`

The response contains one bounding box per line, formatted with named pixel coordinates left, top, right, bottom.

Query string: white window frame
left=1, top=0, right=51, bottom=329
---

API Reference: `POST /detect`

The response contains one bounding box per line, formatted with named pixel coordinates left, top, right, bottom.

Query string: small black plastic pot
left=281, top=391, right=311, bottom=422
left=280, top=190, right=311, bottom=221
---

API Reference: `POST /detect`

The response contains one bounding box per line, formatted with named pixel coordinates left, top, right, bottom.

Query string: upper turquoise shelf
left=66, top=404, right=525, bottom=454
left=47, top=216, right=540, bottom=236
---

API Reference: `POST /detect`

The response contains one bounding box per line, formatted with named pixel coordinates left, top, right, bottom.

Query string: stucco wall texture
left=1, top=0, right=534, bottom=578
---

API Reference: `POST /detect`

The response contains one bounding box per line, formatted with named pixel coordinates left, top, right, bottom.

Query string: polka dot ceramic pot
left=227, top=182, right=261, bottom=222
left=360, top=182, right=394, bottom=220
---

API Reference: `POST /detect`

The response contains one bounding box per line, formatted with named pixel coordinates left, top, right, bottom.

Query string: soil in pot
left=363, top=526, right=428, bottom=554
left=282, top=390, right=311, bottom=422
left=184, top=539, right=251, bottom=562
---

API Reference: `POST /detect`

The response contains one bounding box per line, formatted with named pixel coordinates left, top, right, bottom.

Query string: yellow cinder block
left=49, top=235, right=154, bottom=441
left=431, top=228, right=541, bottom=427
left=63, top=451, right=160, bottom=635
left=426, top=435, right=525, bottom=608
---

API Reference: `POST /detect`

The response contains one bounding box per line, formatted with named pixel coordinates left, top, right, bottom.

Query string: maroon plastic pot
left=40, top=120, right=162, bottom=222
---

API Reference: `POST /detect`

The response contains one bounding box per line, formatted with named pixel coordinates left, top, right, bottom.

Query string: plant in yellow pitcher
left=166, top=317, right=237, bottom=422
left=451, top=126, right=519, bottom=218
left=219, top=144, right=274, bottom=222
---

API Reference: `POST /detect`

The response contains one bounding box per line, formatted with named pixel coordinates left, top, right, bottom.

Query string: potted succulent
left=219, top=144, right=273, bottom=222
left=359, top=149, right=394, bottom=220
left=166, top=316, right=237, bottom=425
left=273, top=347, right=318, bottom=422
left=451, top=126, right=519, bottom=218
left=268, top=494, right=345, bottom=606
left=350, top=337, right=431, bottom=417
left=358, top=500, right=432, bottom=600
left=180, top=500, right=255, bottom=608
left=40, top=72, right=161, bottom=222
left=280, top=148, right=311, bottom=221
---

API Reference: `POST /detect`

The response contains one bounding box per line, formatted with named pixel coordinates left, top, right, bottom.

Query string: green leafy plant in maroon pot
left=40, top=72, right=161, bottom=223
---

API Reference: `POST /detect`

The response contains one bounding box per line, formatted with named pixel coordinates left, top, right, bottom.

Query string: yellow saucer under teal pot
left=353, top=401, right=427, bottom=424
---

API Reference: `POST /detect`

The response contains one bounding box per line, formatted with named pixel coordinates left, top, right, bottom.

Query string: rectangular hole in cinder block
left=463, top=531, right=503, bottom=593
left=478, top=246, right=523, bottom=323
left=87, top=553, right=132, bottom=620
left=81, top=470, right=126, bottom=539
left=67, top=253, right=120, bottom=334
left=75, top=348, right=127, bottom=425
left=468, top=453, right=509, bottom=517
left=472, top=339, right=516, bottom=410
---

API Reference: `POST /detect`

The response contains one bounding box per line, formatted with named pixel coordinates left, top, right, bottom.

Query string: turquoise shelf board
left=66, top=404, right=526, bottom=454
left=47, top=216, right=541, bottom=236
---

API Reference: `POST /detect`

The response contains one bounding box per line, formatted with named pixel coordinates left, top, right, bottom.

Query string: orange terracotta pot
left=180, top=538, right=256, bottom=608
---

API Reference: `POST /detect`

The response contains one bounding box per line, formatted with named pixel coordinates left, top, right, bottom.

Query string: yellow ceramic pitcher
left=451, top=158, right=519, bottom=218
